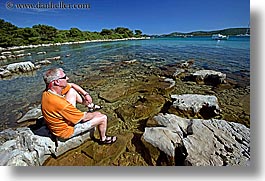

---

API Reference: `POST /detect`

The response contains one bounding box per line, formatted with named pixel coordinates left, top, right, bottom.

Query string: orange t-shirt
left=41, top=84, right=85, bottom=139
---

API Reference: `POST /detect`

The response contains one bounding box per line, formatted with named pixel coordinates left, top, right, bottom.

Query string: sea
left=0, top=36, right=250, bottom=130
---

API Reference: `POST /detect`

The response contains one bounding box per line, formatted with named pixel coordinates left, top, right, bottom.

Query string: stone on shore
left=142, top=113, right=250, bottom=166
left=0, top=125, right=95, bottom=166
left=17, top=107, right=42, bottom=123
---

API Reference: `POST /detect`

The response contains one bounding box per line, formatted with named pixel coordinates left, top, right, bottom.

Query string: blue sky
left=0, top=0, right=250, bottom=35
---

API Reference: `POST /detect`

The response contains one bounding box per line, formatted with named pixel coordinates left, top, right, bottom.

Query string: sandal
left=99, top=136, right=117, bottom=145
left=88, top=103, right=103, bottom=112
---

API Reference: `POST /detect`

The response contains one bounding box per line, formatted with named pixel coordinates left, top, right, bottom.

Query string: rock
left=82, top=133, right=133, bottom=166
left=1, top=51, right=12, bottom=55
left=46, top=56, right=61, bottom=60
left=0, top=125, right=95, bottom=166
left=35, top=60, right=52, bottom=65
left=0, top=55, right=7, bottom=60
left=142, top=113, right=250, bottom=166
left=123, top=59, right=137, bottom=64
left=171, top=94, right=221, bottom=118
left=13, top=50, right=25, bottom=54
left=17, top=107, right=42, bottom=123
left=173, top=68, right=185, bottom=78
left=0, top=70, right=12, bottom=78
left=115, top=94, right=165, bottom=123
left=36, top=51, right=46, bottom=55
left=177, top=59, right=194, bottom=69
left=192, top=70, right=226, bottom=85
left=6, top=61, right=35, bottom=73
left=164, top=78, right=175, bottom=88
left=99, top=82, right=128, bottom=103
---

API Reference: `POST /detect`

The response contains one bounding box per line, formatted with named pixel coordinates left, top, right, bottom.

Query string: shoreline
left=0, top=37, right=151, bottom=52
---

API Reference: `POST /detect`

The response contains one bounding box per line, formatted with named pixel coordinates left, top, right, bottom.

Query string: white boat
left=211, top=34, right=229, bottom=40
left=236, top=33, right=250, bottom=37
left=236, top=24, right=250, bottom=37
left=236, top=28, right=250, bottom=37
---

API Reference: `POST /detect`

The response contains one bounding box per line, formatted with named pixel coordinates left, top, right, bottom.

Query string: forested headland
left=0, top=19, right=144, bottom=48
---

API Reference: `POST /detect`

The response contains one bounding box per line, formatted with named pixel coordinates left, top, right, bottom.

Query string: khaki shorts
left=71, top=121, right=94, bottom=138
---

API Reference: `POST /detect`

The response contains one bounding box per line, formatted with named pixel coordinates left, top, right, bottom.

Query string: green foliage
left=32, top=24, right=57, bottom=41
left=135, top=30, right=142, bottom=37
left=0, top=19, right=143, bottom=48
left=0, top=19, right=18, bottom=31
left=100, top=29, right=113, bottom=36
left=69, top=28, right=82, bottom=37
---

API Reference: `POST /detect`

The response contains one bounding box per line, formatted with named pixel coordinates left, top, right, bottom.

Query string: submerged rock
left=192, top=70, right=226, bottom=85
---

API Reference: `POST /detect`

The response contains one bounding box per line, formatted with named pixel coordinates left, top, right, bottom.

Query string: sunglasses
left=47, top=75, right=67, bottom=89
left=58, top=75, right=67, bottom=79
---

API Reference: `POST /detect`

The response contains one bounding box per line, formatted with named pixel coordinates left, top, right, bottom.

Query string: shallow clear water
left=0, top=36, right=250, bottom=129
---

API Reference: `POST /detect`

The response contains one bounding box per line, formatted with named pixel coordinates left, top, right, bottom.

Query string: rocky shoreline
left=0, top=58, right=250, bottom=166
left=0, top=37, right=150, bottom=52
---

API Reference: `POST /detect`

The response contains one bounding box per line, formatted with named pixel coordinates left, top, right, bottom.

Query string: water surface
left=0, top=36, right=250, bottom=130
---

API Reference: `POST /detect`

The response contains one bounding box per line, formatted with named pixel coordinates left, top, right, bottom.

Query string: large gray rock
left=0, top=126, right=95, bottom=166
left=142, top=113, right=250, bottom=166
left=171, top=94, right=221, bottom=118
left=17, top=107, right=42, bottom=123
left=6, top=61, right=36, bottom=73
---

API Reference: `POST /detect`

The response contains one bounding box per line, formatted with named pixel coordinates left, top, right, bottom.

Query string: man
left=41, top=68, right=116, bottom=144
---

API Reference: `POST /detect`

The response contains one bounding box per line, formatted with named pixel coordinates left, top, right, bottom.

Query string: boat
left=236, top=33, right=250, bottom=37
left=236, top=27, right=250, bottom=37
left=211, top=34, right=229, bottom=40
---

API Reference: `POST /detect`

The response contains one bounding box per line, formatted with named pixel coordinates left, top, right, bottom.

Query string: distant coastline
left=0, top=37, right=150, bottom=52
left=151, top=27, right=250, bottom=38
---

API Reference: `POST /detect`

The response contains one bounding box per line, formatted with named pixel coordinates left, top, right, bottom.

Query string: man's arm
left=69, top=83, right=93, bottom=103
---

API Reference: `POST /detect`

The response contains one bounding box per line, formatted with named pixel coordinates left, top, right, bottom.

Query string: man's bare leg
left=85, top=112, right=107, bottom=141
left=65, top=88, right=116, bottom=143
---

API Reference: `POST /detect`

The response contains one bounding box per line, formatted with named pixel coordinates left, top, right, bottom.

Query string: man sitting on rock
left=41, top=67, right=117, bottom=144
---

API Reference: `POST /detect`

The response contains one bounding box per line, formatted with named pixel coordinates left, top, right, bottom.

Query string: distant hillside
left=155, top=28, right=250, bottom=37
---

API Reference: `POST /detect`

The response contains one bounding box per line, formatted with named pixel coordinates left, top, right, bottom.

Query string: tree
left=135, top=30, right=142, bottom=37
left=69, top=28, right=82, bottom=37
left=100, top=29, right=113, bottom=36
left=0, top=18, right=143, bottom=48
left=0, top=19, right=18, bottom=32
left=114, top=27, right=134, bottom=38
left=32, top=24, right=57, bottom=41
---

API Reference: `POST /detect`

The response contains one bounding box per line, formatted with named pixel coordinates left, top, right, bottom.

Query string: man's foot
left=99, top=136, right=117, bottom=145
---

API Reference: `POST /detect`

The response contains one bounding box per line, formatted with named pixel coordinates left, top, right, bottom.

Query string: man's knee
left=101, top=114, right=107, bottom=122
left=94, top=112, right=107, bottom=123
